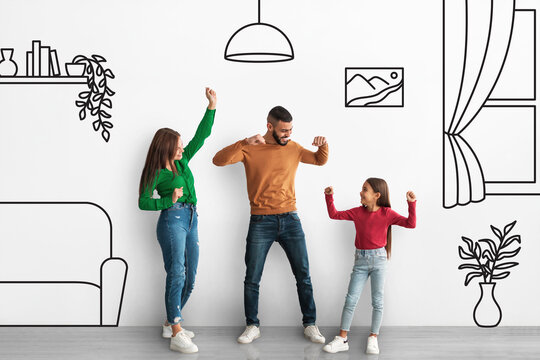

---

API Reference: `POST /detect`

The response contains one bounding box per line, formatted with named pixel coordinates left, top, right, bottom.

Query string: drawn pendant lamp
left=224, top=0, right=294, bottom=63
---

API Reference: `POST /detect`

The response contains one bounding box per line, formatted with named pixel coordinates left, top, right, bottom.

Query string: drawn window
left=443, top=2, right=539, bottom=208
left=480, top=8, right=538, bottom=195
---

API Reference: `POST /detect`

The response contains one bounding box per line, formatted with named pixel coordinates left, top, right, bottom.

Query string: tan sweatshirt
left=213, top=138, right=329, bottom=215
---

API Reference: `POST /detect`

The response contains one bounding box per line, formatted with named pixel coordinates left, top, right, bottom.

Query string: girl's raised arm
left=388, top=192, right=416, bottom=228
left=324, top=187, right=356, bottom=221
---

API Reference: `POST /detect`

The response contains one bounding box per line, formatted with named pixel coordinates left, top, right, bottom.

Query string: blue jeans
left=244, top=211, right=316, bottom=327
left=340, top=247, right=387, bottom=334
left=156, top=202, right=199, bottom=325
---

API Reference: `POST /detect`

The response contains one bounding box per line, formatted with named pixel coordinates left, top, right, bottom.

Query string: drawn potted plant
left=72, top=55, right=115, bottom=142
left=458, top=220, right=521, bottom=327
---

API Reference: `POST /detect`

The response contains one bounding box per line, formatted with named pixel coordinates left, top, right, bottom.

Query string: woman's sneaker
left=162, top=324, right=195, bottom=339
left=237, top=325, right=261, bottom=344
left=323, top=336, right=349, bottom=353
left=366, top=335, right=379, bottom=354
left=170, top=332, right=198, bottom=353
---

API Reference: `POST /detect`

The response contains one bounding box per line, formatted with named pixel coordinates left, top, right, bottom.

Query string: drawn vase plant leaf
left=73, top=54, right=115, bottom=142
left=458, top=220, right=520, bottom=286
left=458, top=221, right=520, bottom=327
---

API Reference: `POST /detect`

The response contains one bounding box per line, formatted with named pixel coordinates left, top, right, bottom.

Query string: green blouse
left=138, top=108, right=215, bottom=210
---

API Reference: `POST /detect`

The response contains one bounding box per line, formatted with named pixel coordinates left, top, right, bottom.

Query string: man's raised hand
left=312, top=136, right=327, bottom=147
left=246, top=134, right=266, bottom=145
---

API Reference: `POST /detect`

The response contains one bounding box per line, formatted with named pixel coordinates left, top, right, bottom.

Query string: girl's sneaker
left=366, top=335, right=379, bottom=354
left=323, top=336, right=349, bottom=353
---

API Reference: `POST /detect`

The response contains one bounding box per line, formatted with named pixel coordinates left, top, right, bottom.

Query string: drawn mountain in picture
left=346, top=69, right=404, bottom=107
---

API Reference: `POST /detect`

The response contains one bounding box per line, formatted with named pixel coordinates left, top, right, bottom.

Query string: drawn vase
left=0, top=48, right=18, bottom=76
left=473, top=282, right=502, bottom=327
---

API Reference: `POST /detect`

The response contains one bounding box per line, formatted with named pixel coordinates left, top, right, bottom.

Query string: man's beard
left=272, top=130, right=289, bottom=146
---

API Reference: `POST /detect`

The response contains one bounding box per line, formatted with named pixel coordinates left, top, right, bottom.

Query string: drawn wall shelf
left=0, top=76, right=87, bottom=84
left=0, top=40, right=115, bottom=142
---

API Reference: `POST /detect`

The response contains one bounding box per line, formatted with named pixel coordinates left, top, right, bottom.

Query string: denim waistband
left=355, top=247, right=387, bottom=257
left=168, top=202, right=196, bottom=210
left=251, top=211, right=297, bottom=217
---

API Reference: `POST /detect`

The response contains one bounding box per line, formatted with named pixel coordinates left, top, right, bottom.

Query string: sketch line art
left=481, top=106, right=536, bottom=184
left=72, top=55, right=116, bottom=142
left=224, top=0, right=294, bottom=63
left=0, top=48, right=18, bottom=76
left=458, top=220, right=521, bottom=327
left=489, top=10, right=537, bottom=101
left=0, top=202, right=128, bottom=327
left=0, top=40, right=115, bottom=142
left=345, top=68, right=404, bottom=107
left=443, top=1, right=538, bottom=208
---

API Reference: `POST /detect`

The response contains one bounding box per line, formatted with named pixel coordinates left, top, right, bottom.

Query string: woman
left=138, top=87, right=216, bottom=353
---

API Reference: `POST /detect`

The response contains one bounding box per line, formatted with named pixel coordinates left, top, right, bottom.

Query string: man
left=213, top=106, right=328, bottom=344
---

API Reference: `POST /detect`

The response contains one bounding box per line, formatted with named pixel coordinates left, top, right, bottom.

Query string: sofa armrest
left=100, top=257, right=128, bottom=326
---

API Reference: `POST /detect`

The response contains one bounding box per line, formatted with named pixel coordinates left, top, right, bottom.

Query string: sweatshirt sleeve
left=183, top=108, right=216, bottom=162
left=325, top=194, right=356, bottom=221
left=300, top=143, right=328, bottom=166
left=212, top=139, right=248, bottom=166
left=387, top=201, right=416, bottom=228
left=138, top=176, right=174, bottom=211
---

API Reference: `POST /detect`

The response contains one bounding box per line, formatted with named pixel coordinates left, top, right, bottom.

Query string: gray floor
left=0, top=326, right=539, bottom=359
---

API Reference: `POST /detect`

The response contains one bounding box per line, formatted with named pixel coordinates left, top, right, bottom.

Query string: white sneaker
left=323, top=335, right=349, bottom=353
left=304, top=325, right=325, bottom=344
left=237, top=325, right=261, bottom=344
left=162, top=324, right=195, bottom=339
left=170, top=332, right=198, bottom=353
left=366, top=335, right=380, bottom=354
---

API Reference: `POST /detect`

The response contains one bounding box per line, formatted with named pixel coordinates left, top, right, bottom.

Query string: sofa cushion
left=0, top=203, right=111, bottom=284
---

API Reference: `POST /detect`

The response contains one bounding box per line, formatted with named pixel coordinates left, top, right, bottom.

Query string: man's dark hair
left=267, top=106, right=292, bottom=125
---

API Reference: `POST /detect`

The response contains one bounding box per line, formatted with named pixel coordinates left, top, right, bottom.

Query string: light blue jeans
left=340, top=247, right=387, bottom=334
left=156, top=202, right=199, bottom=325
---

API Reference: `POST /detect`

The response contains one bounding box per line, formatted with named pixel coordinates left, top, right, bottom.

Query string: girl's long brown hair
left=139, top=128, right=180, bottom=196
left=366, top=177, right=392, bottom=259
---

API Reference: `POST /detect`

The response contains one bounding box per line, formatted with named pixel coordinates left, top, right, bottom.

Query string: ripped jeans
left=156, top=202, right=199, bottom=325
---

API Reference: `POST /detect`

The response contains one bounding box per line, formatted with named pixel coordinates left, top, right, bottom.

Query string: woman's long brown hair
left=366, top=177, right=392, bottom=259
left=139, top=128, right=180, bottom=195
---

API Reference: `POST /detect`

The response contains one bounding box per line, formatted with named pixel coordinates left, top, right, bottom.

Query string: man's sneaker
left=237, top=325, right=261, bottom=344
left=170, top=332, right=198, bottom=353
left=162, top=324, right=195, bottom=339
left=366, top=335, right=380, bottom=354
left=323, top=336, right=349, bottom=353
left=304, top=325, right=326, bottom=344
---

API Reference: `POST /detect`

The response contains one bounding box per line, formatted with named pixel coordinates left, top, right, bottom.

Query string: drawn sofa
left=0, top=202, right=127, bottom=326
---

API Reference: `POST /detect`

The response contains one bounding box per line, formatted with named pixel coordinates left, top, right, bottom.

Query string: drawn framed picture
left=345, top=67, right=404, bottom=107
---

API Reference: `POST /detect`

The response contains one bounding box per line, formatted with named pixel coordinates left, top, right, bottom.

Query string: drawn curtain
left=444, top=0, right=515, bottom=208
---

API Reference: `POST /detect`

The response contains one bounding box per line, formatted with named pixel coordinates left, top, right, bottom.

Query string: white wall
left=0, top=0, right=539, bottom=326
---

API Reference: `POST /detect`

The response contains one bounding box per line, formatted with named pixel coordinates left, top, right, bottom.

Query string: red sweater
left=325, top=194, right=416, bottom=250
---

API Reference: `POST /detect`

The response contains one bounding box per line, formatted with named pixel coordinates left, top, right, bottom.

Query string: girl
left=322, top=178, right=416, bottom=355
left=138, top=87, right=217, bottom=354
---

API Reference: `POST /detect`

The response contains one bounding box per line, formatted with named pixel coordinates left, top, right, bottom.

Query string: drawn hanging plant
left=73, top=55, right=115, bottom=142
left=458, top=220, right=521, bottom=327
left=458, top=220, right=521, bottom=285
